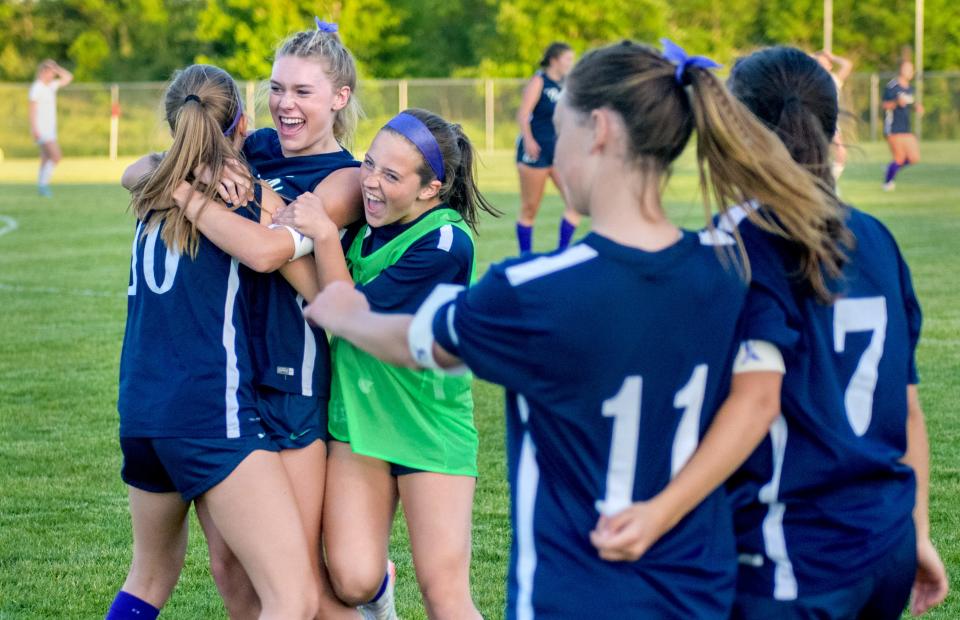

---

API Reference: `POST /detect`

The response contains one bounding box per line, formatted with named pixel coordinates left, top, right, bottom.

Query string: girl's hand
left=303, top=280, right=369, bottom=334
left=193, top=158, right=253, bottom=206
left=273, top=192, right=340, bottom=242
left=589, top=500, right=672, bottom=562
left=172, top=181, right=208, bottom=221
left=522, top=135, right=541, bottom=161
left=911, top=537, right=948, bottom=615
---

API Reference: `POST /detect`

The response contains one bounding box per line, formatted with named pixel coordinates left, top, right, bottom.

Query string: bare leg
left=517, top=164, right=551, bottom=227
left=323, top=441, right=398, bottom=606
left=399, top=473, right=481, bottom=620
left=118, top=487, right=190, bottom=608
left=201, top=450, right=320, bottom=620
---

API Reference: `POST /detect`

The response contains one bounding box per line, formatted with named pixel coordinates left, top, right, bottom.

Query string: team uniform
left=242, top=127, right=360, bottom=448
left=516, top=71, right=562, bottom=168
left=723, top=205, right=920, bottom=619
left=28, top=79, right=60, bottom=144
left=329, top=206, right=478, bottom=476
left=118, top=192, right=274, bottom=501
left=883, top=80, right=915, bottom=136
left=411, top=231, right=751, bottom=618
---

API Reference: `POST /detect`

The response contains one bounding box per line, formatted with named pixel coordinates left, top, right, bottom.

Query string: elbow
left=246, top=254, right=287, bottom=273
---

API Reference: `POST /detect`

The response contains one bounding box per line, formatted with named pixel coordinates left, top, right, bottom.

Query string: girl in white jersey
left=28, top=59, right=72, bottom=197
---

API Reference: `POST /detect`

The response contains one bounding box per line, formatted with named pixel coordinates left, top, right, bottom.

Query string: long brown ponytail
left=130, top=64, right=249, bottom=258
left=564, top=41, right=849, bottom=302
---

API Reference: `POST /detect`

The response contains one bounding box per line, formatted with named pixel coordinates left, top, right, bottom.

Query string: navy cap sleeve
left=431, top=262, right=546, bottom=393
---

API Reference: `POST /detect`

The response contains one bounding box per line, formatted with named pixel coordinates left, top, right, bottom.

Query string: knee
left=208, top=553, right=256, bottom=609
left=262, top=589, right=319, bottom=620
left=327, top=562, right=385, bottom=606
left=419, top=578, right=475, bottom=620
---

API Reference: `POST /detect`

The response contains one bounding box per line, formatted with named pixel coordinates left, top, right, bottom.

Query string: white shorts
left=36, top=131, right=57, bottom=145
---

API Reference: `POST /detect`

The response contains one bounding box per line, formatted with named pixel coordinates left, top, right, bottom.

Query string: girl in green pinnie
left=274, top=108, right=498, bottom=619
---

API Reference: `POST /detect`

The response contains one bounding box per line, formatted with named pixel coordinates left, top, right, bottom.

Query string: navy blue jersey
left=351, top=207, right=473, bottom=313
left=431, top=232, right=749, bottom=618
left=723, top=205, right=920, bottom=599
left=525, top=71, right=562, bottom=145
left=243, top=128, right=360, bottom=201
left=243, top=127, right=360, bottom=396
left=118, top=206, right=264, bottom=438
left=883, top=80, right=915, bottom=135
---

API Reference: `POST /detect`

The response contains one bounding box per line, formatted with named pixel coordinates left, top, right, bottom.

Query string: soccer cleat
left=38, top=185, right=53, bottom=197
left=882, top=181, right=895, bottom=192
left=357, top=560, right=397, bottom=620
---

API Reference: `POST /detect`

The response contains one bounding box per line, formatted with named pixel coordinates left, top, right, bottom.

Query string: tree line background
left=2, top=0, right=959, bottom=83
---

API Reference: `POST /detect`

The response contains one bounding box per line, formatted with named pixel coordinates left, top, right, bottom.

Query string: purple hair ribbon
left=223, top=104, right=243, bottom=136
left=315, top=17, right=338, bottom=33
left=385, top=112, right=446, bottom=182
left=660, top=38, right=721, bottom=85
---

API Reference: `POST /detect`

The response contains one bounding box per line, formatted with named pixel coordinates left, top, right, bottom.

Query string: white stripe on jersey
left=128, top=221, right=143, bottom=296
left=515, top=394, right=538, bottom=620
left=505, top=244, right=598, bottom=287
left=437, top=224, right=454, bottom=252
left=698, top=228, right=737, bottom=246
left=759, top=415, right=797, bottom=600
left=718, top=201, right=758, bottom=234
left=222, top=258, right=242, bottom=438
left=297, top=294, right=316, bottom=397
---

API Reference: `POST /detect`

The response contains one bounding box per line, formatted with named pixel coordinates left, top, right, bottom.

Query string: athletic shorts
left=327, top=439, right=425, bottom=476
left=516, top=135, right=555, bottom=168
left=35, top=132, right=56, bottom=145
left=731, top=522, right=916, bottom=620
left=258, top=386, right=327, bottom=449
left=120, top=434, right=278, bottom=502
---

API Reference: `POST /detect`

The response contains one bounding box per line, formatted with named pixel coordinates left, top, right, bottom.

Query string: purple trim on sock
left=516, top=223, right=533, bottom=254
left=105, top=591, right=160, bottom=620
left=885, top=162, right=901, bottom=183
left=367, top=571, right=390, bottom=604
left=558, top=218, right=576, bottom=249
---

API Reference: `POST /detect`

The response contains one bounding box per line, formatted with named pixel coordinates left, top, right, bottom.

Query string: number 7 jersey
left=428, top=232, right=749, bottom=619
left=724, top=205, right=920, bottom=600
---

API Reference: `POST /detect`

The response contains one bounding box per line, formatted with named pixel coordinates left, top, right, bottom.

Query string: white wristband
left=268, top=224, right=314, bottom=261
left=408, top=284, right=467, bottom=374
left=733, top=340, right=786, bottom=374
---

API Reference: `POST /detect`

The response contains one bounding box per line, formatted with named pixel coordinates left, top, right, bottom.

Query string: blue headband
left=385, top=112, right=446, bottom=182
left=315, top=17, right=338, bottom=33
left=660, top=38, right=721, bottom=86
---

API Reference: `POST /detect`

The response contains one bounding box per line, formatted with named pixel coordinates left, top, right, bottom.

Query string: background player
left=813, top=50, right=852, bottom=181
left=725, top=46, right=948, bottom=619
left=109, top=64, right=318, bottom=620
left=882, top=59, right=923, bottom=191
left=301, top=40, right=847, bottom=618
left=515, top=42, right=580, bottom=253
left=276, top=108, right=499, bottom=620
left=28, top=59, right=72, bottom=197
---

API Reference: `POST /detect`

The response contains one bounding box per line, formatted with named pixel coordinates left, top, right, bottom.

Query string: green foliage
left=1, top=0, right=957, bottom=82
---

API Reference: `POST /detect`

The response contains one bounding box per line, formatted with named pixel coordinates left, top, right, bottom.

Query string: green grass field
left=1, top=143, right=959, bottom=619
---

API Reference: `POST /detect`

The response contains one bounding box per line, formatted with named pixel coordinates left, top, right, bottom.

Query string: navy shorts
left=516, top=135, right=555, bottom=168
left=258, top=386, right=327, bottom=449
left=732, top=522, right=916, bottom=620
left=120, top=434, right=277, bottom=502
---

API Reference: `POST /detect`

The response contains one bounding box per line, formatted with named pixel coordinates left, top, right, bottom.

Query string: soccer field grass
left=1, top=143, right=958, bottom=618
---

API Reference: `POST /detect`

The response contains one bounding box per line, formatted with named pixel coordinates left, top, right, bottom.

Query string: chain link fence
left=1, top=73, right=957, bottom=160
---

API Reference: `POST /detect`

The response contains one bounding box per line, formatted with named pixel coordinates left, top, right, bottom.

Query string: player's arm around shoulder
left=311, top=166, right=363, bottom=229
left=173, top=181, right=296, bottom=273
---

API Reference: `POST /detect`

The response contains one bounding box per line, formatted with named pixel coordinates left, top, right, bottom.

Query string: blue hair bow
left=660, top=38, right=720, bottom=85
left=314, top=17, right=338, bottom=33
